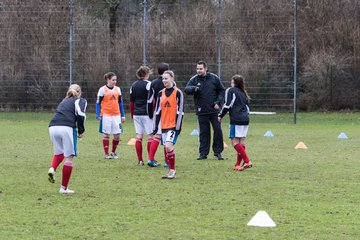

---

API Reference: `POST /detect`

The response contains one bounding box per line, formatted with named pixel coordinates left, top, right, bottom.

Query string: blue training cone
left=338, top=132, right=348, bottom=139
left=264, top=131, right=274, bottom=137
left=191, top=129, right=199, bottom=136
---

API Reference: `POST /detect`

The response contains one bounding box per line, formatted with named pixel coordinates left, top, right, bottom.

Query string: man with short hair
left=185, top=61, right=225, bottom=160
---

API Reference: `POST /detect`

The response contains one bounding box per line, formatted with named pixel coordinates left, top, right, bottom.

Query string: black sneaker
left=214, top=153, right=224, bottom=160
left=197, top=155, right=207, bottom=160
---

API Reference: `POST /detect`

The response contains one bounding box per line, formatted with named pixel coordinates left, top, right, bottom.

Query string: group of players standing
left=47, top=61, right=252, bottom=194
left=96, top=63, right=182, bottom=180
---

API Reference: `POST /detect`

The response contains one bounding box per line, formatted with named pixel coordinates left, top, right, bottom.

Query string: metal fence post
left=68, top=0, right=73, bottom=86
left=216, top=0, right=222, bottom=78
left=143, top=0, right=148, bottom=66
left=293, top=0, right=297, bottom=124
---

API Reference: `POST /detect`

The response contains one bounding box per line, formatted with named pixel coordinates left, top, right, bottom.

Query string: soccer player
left=96, top=72, right=125, bottom=159
left=147, top=63, right=170, bottom=167
left=48, top=84, right=87, bottom=194
left=218, top=75, right=253, bottom=171
left=153, top=70, right=184, bottom=179
left=130, top=66, right=153, bottom=166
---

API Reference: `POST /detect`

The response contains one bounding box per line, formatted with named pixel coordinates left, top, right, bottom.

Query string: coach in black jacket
left=185, top=61, right=225, bottom=160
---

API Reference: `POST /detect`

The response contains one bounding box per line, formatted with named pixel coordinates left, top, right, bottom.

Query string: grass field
left=1, top=112, right=360, bottom=239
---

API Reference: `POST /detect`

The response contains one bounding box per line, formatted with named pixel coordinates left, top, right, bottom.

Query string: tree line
left=0, top=0, right=359, bottom=111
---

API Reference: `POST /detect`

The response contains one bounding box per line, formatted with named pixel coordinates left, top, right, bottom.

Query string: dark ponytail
left=232, top=74, right=250, bottom=101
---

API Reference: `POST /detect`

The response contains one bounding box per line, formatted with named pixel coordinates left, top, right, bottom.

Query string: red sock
left=62, top=161, right=73, bottom=189
left=241, top=145, right=246, bottom=164
left=147, top=137, right=153, bottom=156
left=166, top=149, right=175, bottom=170
left=112, top=139, right=119, bottom=153
left=51, top=154, right=64, bottom=171
left=149, top=137, right=161, bottom=161
left=135, top=138, right=143, bottom=161
left=164, top=147, right=169, bottom=166
left=103, top=137, right=110, bottom=155
left=236, top=153, right=243, bottom=166
left=234, top=143, right=249, bottom=163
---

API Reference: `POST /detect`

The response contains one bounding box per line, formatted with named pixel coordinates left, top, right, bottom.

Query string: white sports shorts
left=101, top=115, right=122, bottom=134
left=229, top=124, right=249, bottom=138
left=49, top=126, right=77, bottom=157
left=161, top=130, right=179, bottom=144
left=134, top=115, right=153, bottom=135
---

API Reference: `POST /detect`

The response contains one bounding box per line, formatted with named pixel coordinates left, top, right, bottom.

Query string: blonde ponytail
left=66, top=84, right=81, bottom=98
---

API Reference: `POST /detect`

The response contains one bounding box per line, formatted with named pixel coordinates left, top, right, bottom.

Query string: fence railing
left=0, top=0, right=297, bottom=117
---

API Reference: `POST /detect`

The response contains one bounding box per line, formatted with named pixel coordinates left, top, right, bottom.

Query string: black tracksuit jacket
left=184, top=72, right=225, bottom=115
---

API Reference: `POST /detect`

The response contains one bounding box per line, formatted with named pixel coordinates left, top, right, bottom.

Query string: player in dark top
left=48, top=84, right=87, bottom=194
left=218, top=74, right=253, bottom=171
left=146, top=63, right=170, bottom=167
left=130, top=66, right=153, bottom=165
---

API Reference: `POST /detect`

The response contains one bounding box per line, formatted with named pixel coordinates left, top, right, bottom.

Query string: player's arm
left=218, top=88, right=232, bottom=119
left=175, top=90, right=184, bottom=134
left=95, top=95, right=104, bottom=120
left=129, top=85, right=135, bottom=119
left=152, top=93, right=162, bottom=135
left=147, top=83, right=155, bottom=119
left=118, top=95, right=125, bottom=122
left=75, top=98, right=87, bottom=135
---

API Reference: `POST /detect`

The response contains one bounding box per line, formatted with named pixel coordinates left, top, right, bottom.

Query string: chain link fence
left=0, top=0, right=296, bottom=112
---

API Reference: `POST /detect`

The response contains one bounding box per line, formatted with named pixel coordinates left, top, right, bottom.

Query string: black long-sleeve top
left=184, top=72, right=225, bottom=115
left=147, top=76, right=165, bottom=119
left=49, top=97, right=87, bottom=134
left=218, top=87, right=249, bottom=125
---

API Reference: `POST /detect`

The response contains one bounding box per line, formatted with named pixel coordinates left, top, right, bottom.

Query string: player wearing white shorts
left=96, top=72, right=125, bottom=159
left=152, top=70, right=184, bottom=179
left=130, top=66, right=153, bottom=166
left=218, top=74, right=253, bottom=171
left=147, top=63, right=170, bottom=167
left=48, top=84, right=87, bottom=194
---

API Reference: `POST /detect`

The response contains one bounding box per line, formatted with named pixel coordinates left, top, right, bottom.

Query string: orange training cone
left=127, top=138, right=136, bottom=145
left=295, top=141, right=308, bottom=149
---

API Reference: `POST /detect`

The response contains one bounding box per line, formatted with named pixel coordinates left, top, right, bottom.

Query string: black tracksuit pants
left=197, top=113, right=224, bottom=157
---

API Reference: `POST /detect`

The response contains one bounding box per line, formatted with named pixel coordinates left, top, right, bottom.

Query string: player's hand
left=96, top=117, right=101, bottom=121
left=121, top=117, right=126, bottom=123
left=78, top=133, right=84, bottom=139
left=214, top=104, right=220, bottom=110
left=218, top=117, right=222, bottom=123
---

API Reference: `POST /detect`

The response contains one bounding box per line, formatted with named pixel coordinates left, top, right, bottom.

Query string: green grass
left=1, top=112, right=360, bottom=239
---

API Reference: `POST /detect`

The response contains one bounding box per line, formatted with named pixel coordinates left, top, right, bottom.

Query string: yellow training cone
left=127, top=138, right=136, bottom=145
left=295, top=141, right=308, bottom=149
left=223, top=142, right=228, bottom=148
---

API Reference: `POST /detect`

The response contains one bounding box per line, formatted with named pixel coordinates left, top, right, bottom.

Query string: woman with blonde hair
left=152, top=70, right=184, bottom=179
left=48, top=84, right=87, bottom=194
